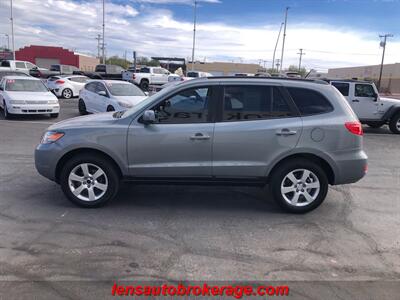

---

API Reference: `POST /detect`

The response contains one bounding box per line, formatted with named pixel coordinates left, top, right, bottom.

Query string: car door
left=127, top=85, right=216, bottom=177
left=349, top=83, right=379, bottom=120
left=82, top=82, right=98, bottom=112
left=152, top=68, right=164, bottom=84
left=15, top=62, right=28, bottom=74
left=212, top=84, right=302, bottom=178
left=94, top=82, right=109, bottom=112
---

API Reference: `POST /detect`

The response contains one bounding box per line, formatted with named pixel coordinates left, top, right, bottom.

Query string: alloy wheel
left=63, top=89, right=72, bottom=99
left=280, top=169, right=320, bottom=207
left=68, top=163, right=108, bottom=201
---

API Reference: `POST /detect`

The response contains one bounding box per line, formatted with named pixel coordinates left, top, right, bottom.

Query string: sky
left=0, top=0, right=399, bottom=71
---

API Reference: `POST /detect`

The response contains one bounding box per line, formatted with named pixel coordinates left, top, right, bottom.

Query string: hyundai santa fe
left=35, top=77, right=367, bottom=213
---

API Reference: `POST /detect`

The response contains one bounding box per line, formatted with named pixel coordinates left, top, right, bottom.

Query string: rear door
left=127, top=85, right=216, bottom=177
left=212, top=84, right=302, bottom=178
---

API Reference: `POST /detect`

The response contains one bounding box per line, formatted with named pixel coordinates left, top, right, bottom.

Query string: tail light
left=132, top=74, right=136, bottom=80
left=345, top=121, right=363, bottom=136
left=55, top=80, right=65, bottom=84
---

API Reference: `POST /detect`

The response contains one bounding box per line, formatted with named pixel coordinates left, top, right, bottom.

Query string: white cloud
left=0, top=0, right=398, bottom=71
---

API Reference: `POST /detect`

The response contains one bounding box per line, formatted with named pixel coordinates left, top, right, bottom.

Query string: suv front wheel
left=269, top=159, right=328, bottom=213
left=60, top=154, right=120, bottom=207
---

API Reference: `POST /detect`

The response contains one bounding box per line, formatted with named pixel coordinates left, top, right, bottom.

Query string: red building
left=15, top=45, right=99, bottom=71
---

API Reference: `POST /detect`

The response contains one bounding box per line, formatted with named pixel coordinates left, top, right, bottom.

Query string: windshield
left=50, top=65, right=60, bottom=71
left=5, top=79, right=48, bottom=92
left=106, top=83, right=145, bottom=96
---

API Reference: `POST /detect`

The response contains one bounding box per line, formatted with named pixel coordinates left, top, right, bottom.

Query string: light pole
left=377, top=34, right=393, bottom=91
left=10, top=0, right=15, bottom=59
left=191, top=0, right=197, bottom=71
left=272, top=22, right=284, bottom=71
left=102, top=0, right=106, bottom=64
left=280, top=7, right=289, bottom=72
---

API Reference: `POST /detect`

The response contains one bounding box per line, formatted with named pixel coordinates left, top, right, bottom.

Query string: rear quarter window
left=331, top=82, right=350, bottom=96
left=287, top=87, right=334, bottom=116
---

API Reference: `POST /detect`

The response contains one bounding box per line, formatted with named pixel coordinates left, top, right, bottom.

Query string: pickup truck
left=94, top=64, right=124, bottom=80
left=122, top=66, right=179, bottom=90
left=328, top=79, right=400, bottom=134
left=0, top=60, right=47, bottom=75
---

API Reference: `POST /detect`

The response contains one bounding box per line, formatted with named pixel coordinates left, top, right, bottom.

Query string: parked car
left=78, top=80, right=147, bottom=114
left=328, top=79, right=400, bottom=134
left=46, top=75, right=88, bottom=99
left=94, top=64, right=125, bottom=80
left=0, top=76, right=59, bottom=119
left=0, top=60, right=47, bottom=75
left=35, top=77, right=367, bottom=213
left=122, top=66, right=180, bottom=90
left=0, top=70, right=30, bottom=80
left=187, top=71, right=212, bottom=78
left=31, top=64, right=81, bottom=79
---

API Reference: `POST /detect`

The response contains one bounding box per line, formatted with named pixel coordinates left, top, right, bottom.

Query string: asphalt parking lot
left=0, top=99, right=399, bottom=298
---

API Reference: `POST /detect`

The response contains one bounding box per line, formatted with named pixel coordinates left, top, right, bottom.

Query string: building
left=15, top=45, right=99, bottom=71
left=328, top=63, right=400, bottom=93
left=187, top=61, right=266, bottom=76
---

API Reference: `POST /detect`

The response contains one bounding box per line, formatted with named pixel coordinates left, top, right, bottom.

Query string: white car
left=78, top=80, right=147, bottom=114
left=0, top=76, right=60, bottom=119
left=46, top=75, right=88, bottom=99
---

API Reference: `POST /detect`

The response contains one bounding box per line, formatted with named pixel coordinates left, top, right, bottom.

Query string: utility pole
left=102, top=0, right=106, bottom=64
left=191, top=0, right=197, bottom=71
left=10, top=0, right=15, bottom=59
left=279, top=7, right=289, bottom=72
left=297, top=48, right=305, bottom=71
left=377, top=34, right=393, bottom=91
left=272, top=22, right=284, bottom=71
left=275, top=59, right=281, bottom=71
left=95, top=34, right=101, bottom=58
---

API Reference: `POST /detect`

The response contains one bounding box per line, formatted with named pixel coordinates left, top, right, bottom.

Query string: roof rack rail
left=201, top=76, right=329, bottom=85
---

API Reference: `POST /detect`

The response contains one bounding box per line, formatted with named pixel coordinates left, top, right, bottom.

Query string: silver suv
left=35, top=77, right=367, bottom=213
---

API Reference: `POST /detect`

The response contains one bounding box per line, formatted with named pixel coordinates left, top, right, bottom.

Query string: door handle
left=276, top=129, right=297, bottom=136
left=190, top=133, right=210, bottom=140
left=352, top=99, right=360, bottom=102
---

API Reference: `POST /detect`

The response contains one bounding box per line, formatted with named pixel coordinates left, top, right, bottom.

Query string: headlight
left=10, top=100, right=26, bottom=104
left=117, top=101, right=133, bottom=108
left=48, top=100, right=59, bottom=104
left=41, top=131, right=64, bottom=144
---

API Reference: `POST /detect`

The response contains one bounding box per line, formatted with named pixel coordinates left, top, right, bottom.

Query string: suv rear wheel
left=389, top=113, right=400, bottom=134
left=269, top=159, right=328, bottom=213
left=60, top=154, right=120, bottom=207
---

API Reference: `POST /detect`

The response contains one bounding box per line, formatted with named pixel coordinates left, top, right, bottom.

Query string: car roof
left=2, top=75, right=40, bottom=80
left=89, top=79, right=132, bottom=85
left=322, top=78, right=372, bottom=84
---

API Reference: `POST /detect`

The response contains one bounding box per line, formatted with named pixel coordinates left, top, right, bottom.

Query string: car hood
left=48, top=112, right=117, bottom=130
left=6, top=91, right=57, bottom=101
left=380, top=96, right=400, bottom=105
left=114, top=95, right=147, bottom=106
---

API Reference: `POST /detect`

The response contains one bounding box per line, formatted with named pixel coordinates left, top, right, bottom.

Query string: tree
left=136, top=57, right=160, bottom=67
left=287, top=65, right=307, bottom=77
left=105, top=56, right=131, bottom=69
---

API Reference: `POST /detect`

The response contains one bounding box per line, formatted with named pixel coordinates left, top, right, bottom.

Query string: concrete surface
left=0, top=99, right=399, bottom=299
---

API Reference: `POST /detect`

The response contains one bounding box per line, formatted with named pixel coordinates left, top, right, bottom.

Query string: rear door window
left=331, top=82, right=350, bottom=96
left=15, top=62, right=26, bottom=68
left=222, top=85, right=293, bottom=122
left=287, top=87, right=334, bottom=116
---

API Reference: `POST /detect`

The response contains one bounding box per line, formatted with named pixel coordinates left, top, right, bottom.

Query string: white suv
left=329, top=80, right=400, bottom=133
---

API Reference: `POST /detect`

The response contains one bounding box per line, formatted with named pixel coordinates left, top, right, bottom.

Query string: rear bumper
left=333, top=150, right=368, bottom=185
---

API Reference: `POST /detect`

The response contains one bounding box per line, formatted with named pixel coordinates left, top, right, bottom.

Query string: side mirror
left=97, top=90, right=107, bottom=97
left=142, top=110, right=156, bottom=125
left=373, top=93, right=378, bottom=101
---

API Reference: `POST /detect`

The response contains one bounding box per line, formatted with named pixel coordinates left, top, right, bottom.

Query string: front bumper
left=35, top=143, right=62, bottom=181
left=8, top=104, right=60, bottom=115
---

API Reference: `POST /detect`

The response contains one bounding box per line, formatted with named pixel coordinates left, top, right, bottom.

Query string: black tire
left=3, top=101, right=13, bottom=120
left=269, top=159, right=329, bottom=214
left=78, top=99, right=87, bottom=115
left=366, top=121, right=384, bottom=129
left=107, top=105, right=115, bottom=112
left=140, top=79, right=149, bottom=91
left=60, top=153, right=120, bottom=208
left=50, top=113, right=59, bottom=118
left=389, top=113, right=400, bottom=134
left=62, top=88, right=73, bottom=99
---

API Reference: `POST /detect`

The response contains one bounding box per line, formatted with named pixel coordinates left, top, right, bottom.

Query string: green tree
left=287, top=65, right=307, bottom=77
left=136, top=57, right=160, bottom=67
left=105, top=56, right=131, bottom=69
